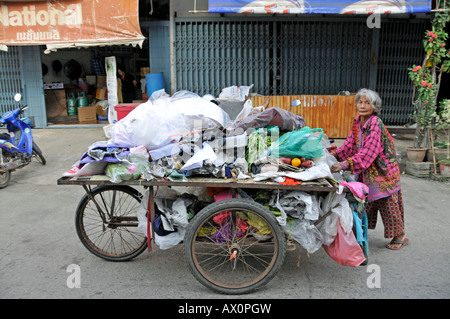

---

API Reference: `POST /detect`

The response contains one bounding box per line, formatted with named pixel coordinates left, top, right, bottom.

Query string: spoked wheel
left=184, top=198, right=286, bottom=294
left=75, top=185, right=147, bottom=261
left=0, top=170, right=11, bottom=189
left=32, top=141, right=46, bottom=165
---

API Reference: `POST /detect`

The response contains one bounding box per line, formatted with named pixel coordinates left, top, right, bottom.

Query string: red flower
left=421, top=80, right=427, bottom=87
left=429, top=38, right=434, bottom=42
left=417, top=66, right=422, bottom=70
left=441, top=44, right=445, bottom=47
left=433, top=33, right=438, bottom=39
left=428, top=31, right=434, bottom=36
left=428, top=83, right=433, bottom=88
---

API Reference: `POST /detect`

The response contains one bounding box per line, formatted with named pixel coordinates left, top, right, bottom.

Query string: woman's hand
left=330, top=163, right=344, bottom=173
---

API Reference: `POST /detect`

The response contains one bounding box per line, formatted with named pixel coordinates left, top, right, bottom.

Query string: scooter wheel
left=32, top=141, right=46, bottom=165
left=0, top=170, right=11, bottom=189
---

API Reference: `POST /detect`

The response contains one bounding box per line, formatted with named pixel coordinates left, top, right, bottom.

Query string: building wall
left=169, top=2, right=430, bottom=126
left=0, top=46, right=46, bottom=128
left=22, top=46, right=47, bottom=128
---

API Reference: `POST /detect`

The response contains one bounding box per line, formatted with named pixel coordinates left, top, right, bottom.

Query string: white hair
left=355, top=88, right=382, bottom=114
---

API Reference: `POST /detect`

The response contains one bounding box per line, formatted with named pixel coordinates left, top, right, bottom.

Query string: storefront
left=170, top=1, right=435, bottom=127
left=0, top=0, right=148, bottom=128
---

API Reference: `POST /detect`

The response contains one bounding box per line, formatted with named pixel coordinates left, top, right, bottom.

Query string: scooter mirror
left=14, top=93, right=22, bottom=102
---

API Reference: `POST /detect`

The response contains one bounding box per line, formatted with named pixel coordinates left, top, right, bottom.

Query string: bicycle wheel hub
left=229, top=244, right=240, bottom=260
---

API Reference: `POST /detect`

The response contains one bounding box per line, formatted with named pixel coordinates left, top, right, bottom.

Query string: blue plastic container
left=146, top=73, right=165, bottom=97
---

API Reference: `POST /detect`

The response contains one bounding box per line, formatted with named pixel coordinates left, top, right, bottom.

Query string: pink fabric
left=340, top=181, right=369, bottom=200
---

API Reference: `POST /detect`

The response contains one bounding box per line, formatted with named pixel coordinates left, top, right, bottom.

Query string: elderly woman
left=330, top=88, right=408, bottom=250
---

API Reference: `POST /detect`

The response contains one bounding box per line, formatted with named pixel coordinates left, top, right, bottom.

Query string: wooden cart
left=57, top=176, right=367, bottom=294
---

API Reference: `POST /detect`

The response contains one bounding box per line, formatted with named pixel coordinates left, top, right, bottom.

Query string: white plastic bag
left=109, top=91, right=231, bottom=150
left=285, top=219, right=323, bottom=253
left=217, top=85, right=253, bottom=101
left=155, top=228, right=185, bottom=250
left=279, top=191, right=320, bottom=221
left=317, top=192, right=353, bottom=246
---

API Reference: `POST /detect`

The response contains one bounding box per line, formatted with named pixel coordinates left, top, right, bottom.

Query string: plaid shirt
left=331, top=115, right=401, bottom=202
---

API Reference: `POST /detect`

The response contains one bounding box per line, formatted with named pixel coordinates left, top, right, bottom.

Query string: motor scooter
left=0, top=93, right=46, bottom=188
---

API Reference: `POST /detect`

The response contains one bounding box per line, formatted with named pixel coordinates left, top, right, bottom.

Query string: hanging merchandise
left=67, top=92, right=77, bottom=115
left=64, top=60, right=82, bottom=80
left=52, top=60, right=62, bottom=75
left=105, top=56, right=118, bottom=123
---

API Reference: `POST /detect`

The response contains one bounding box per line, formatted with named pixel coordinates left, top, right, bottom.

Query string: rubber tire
left=0, top=170, right=11, bottom=189
left=184, top=198, right=286, bottom=294
left=75, top=185, right=147, bottom=262
left=32, top=141, right=46, bottom=165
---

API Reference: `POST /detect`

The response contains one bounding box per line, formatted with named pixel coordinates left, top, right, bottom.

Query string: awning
left=0, top=0, right=145, bottom=53
left=208, top=0, right=432, bottom=14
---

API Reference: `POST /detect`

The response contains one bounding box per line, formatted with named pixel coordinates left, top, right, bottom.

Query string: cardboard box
left=95, top=88, right=107, bottom=100
left=140, top=67, right=150, bottom=77
left=86, top=75, right=96, bottom=85
left=96, top=75, right=106, bottom=88
left=45, top=89, right=67, bottom=118
left=78, top=106, right=97, bottom=124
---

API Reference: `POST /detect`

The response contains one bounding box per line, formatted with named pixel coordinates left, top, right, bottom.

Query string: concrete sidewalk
left=0, top=126, right=449, bottom=299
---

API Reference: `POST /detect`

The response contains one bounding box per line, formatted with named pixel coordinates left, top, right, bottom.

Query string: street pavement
left=0, top=126, right=449, bottom=300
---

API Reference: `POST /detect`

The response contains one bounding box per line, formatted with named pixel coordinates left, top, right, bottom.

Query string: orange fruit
left=291, top=158, right=301, bottom=167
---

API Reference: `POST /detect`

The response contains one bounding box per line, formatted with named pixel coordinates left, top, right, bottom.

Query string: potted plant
left=408, top=3, right=450, bottom=162
left=434, top=99, right=450, bottom=177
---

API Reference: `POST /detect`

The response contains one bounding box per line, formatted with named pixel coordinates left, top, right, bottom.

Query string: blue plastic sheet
left=209, top=0, right=431, bottom=14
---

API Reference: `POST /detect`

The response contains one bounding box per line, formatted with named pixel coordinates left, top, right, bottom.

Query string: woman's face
left=356, top=96, right=374, bottom=118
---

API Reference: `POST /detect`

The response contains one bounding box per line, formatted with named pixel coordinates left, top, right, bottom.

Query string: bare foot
left=386, top=231, right=408, bottom=250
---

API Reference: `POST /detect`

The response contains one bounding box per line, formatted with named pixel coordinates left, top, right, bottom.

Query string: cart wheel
left=75, top=185, right=147, bottom=262
left=184, top=198, right=286, bottom=294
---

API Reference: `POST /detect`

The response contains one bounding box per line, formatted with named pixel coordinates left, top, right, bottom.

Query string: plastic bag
left=155, top=227, right=186, bottom=250
left=105, top=158, right=149, bottom=183
left=227, top=107, right=305, bottom=136
left=109, top=90, right=231, bottom=150
left=269, top=127, right=324, bottom=159
left=322, top=219, right=366, bottom=267
left=285, top=219, right=323, bottom=253
left=317, top=192, right=353, bottom=246
left=275, top=190, right=319, bottom=220
left=218, top=85, right=253, bottom=101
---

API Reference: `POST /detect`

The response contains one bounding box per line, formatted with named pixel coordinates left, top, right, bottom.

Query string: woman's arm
left=331, top=128, right=356, bottom=162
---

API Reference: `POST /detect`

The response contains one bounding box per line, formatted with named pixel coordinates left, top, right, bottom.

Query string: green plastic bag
left=105, top=159, right=149, bottom=183
left=268, top=127, right=324, bottom=159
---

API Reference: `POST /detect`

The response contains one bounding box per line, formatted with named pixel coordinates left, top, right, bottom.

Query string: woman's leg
left=366, top=192, right=407, bottom=249
left=378, top=191, right=407, bottom=249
